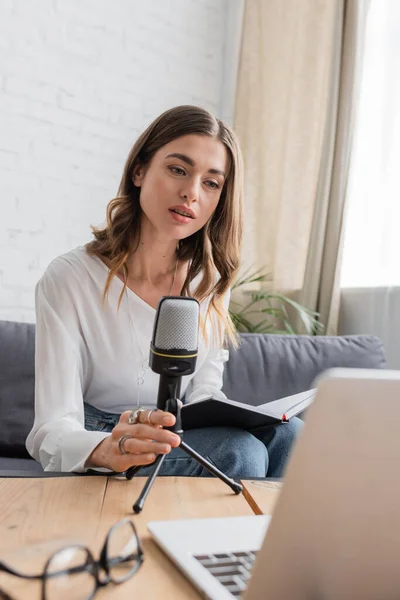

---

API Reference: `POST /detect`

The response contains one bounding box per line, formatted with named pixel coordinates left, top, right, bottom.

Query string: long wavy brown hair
left=86, top=105, right=244, bottom=346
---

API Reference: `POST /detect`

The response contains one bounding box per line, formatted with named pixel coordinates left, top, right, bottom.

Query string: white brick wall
left=0, top=0, right=243, bottom=322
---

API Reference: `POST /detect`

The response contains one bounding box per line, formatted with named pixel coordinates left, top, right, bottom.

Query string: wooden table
left=242, top=479, right=283, bottom=515
left=0, top=476, right=281, bottom=599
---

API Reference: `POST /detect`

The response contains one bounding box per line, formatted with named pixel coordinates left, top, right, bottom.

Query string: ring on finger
left=118, top=434, right=133, bottom=455
left=128, top=407, right=145, bottom=425
left=147, top=410, right=155, bottom=425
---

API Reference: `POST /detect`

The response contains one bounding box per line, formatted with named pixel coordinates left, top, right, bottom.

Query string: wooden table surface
left=0, top=476, right=278, bottom=600
left=242, top=479, right=283, bottom=515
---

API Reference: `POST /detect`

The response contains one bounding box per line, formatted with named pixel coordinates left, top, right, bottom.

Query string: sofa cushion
left=0, top=320, right=35, bottom=458
left=0, top=457, right=43, bottom=472
left=223, top=334, right=387, bottom=406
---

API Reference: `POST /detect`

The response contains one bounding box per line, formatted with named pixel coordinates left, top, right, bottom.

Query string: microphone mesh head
left=153, top=297, right=199, bottom=351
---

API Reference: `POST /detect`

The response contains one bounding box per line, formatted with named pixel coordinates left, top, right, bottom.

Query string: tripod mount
left=127, top=385, right=243, bottom=514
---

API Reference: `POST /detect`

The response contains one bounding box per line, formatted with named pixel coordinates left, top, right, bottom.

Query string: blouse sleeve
left=185, top=289, right=231, bottom=404
left=25, top=264, right=110, bottom=472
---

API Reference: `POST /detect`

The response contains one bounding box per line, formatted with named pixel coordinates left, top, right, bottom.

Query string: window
left=341, top=0, right=400, bottom=287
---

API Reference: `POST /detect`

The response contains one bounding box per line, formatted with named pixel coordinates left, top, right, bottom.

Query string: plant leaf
left=229, top=273, right=325, bottom=335
left=232, top=267, right=272, bottom=290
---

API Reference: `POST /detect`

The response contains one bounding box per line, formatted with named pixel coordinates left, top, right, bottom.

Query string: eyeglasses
left=0, top=518, right=143, bottom=600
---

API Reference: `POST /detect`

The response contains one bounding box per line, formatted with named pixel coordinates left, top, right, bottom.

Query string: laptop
left=148, top=368, right=400, bottom=600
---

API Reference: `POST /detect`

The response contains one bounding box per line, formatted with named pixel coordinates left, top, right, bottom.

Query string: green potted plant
left=229, top=267, right=324, bottom=335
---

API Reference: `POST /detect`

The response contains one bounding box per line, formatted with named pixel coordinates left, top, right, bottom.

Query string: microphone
left=149, top=296, right=200, bottom=412
left=129, top=295, right=244, bottom=508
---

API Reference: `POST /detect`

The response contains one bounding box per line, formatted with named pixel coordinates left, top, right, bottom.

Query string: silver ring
left=147, top=410, right=154, bottom=425
left=128, top=407, right=145, bottom=425
left=118, top=434, right=133, bottom=455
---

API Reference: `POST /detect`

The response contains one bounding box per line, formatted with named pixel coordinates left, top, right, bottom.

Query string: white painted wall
left=339, top=287, right=400, bottom=369
left=0, top=0, right=244, bottom=322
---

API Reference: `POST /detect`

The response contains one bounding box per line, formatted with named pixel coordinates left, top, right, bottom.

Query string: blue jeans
left=84, top=403, right=303, bottom=479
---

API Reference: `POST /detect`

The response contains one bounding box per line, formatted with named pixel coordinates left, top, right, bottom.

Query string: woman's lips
left=169, top=209, right=193, bottom=224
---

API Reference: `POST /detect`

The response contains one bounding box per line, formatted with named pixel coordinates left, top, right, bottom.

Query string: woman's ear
left=132, top=164, right=145, bottom=187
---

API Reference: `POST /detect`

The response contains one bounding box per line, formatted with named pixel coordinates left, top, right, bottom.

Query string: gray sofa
left=0, top=320, right=387, bottom=473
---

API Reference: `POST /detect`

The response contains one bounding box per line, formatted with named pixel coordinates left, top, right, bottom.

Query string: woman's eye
left=205, top=180, right=220, bottom=190
left=169, top=166, right=186, bottom=176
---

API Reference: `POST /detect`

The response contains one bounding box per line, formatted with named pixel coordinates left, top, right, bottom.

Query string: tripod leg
left=132, top=453, right=166, bottom=514
left=125, top=465, right=142, bottom=480
left=179, top=440, right=243, bottom=494
left=130, top=396, right=243, bottom=513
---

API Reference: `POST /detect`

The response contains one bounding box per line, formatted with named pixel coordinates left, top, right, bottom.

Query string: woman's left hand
left=85, top=408, right=181, bottom=471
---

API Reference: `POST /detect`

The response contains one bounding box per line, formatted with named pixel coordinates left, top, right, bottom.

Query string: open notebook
left=181, top=389, right=315, bottom=430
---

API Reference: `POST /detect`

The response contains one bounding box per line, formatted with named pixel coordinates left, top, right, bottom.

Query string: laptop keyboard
left=194, top=550, right=258, bottom=597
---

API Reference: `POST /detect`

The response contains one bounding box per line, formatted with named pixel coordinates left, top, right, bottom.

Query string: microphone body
left=129, top=295, right=244, bottom=506
left=149, top=296, right=200, bottom=411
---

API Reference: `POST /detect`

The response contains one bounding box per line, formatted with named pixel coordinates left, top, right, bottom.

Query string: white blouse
left=26, top=246, right=229, bottom=473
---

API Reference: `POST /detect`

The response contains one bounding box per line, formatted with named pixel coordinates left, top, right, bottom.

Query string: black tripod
left=126, top=379, right=243, bottom=514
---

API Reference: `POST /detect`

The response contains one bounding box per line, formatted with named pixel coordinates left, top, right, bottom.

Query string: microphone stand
left=127, top=380, right=243, bottom=514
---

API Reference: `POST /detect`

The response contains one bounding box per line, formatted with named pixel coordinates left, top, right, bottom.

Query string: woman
left=26, top=105, right=302, bottom=476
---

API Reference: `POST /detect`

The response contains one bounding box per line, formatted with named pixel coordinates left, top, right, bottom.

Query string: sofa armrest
left=222, top=334, right=387, bottom=405
left=0, top=320, right=35, bottom=458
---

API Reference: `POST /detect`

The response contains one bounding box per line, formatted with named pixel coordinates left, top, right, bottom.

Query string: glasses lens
left=106, top=520, right=141, bottom=583
left=45, top=546, right=96, bottom=600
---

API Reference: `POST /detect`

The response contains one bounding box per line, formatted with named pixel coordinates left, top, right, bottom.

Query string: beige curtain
left=234, top=0, right=370, bottom=334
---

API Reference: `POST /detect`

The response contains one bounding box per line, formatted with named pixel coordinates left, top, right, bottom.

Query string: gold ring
left=118, top=434, right=133, bottom=455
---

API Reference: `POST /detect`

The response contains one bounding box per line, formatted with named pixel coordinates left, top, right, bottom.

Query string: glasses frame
left=0, top=518, right=144, bottom=600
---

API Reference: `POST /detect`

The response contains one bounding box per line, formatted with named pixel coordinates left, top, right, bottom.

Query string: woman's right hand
left=85, top=409, right=181, bottom=472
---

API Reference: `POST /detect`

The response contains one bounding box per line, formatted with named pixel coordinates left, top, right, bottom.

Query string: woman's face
left=133, top=134, right=229, bottom=242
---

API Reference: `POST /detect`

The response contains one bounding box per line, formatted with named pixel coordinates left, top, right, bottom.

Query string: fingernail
left=147, top=453, right=156, bottom=460
left=163, top=416, right=173, bottom=424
